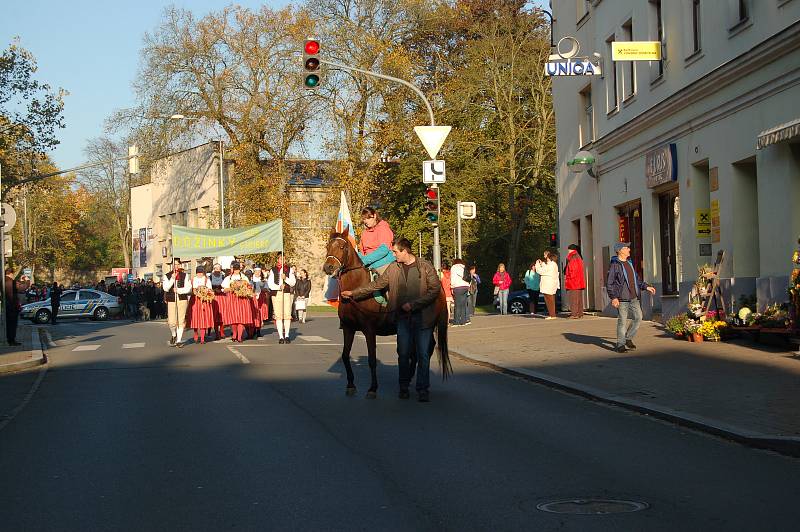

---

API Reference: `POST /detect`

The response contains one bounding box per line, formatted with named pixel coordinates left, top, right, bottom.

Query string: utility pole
left=457, top=201, right=462, bottom=259
left=0, top=162, right=6, bottom=345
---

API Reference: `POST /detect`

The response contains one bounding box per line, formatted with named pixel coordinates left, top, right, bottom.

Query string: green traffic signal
left=304, top=74, right=320, bottom=88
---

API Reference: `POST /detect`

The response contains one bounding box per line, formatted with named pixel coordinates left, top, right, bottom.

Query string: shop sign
left=645, top=143, right=677, bottom=188
left=612, top=41, right=662, bottom=61
left=544, top=36, right=602, bottom=77
left=545, top=60, right=600, bottom=76
left=696, top=208, right=711, bottom=238
left=709, top=167, right=719, bottom=191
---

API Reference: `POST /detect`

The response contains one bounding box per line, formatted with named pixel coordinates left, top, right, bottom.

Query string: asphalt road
left=1, top=315, right=799, bottom=531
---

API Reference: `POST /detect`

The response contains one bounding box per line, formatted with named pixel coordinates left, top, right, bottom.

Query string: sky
left=3, top=0, right=549, bottom=171
left=2, top=0, right=290, bottom=171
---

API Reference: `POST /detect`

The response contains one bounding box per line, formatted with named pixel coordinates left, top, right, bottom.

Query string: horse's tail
left=436, top=295, right=452, bottom=380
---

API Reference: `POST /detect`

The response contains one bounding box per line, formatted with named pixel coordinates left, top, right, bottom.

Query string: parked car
left=21, top=289, right=123, bottom=324
left=496, top=289, right=562, bottom=315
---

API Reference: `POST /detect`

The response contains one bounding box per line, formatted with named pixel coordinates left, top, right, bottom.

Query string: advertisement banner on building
left=171, top=219, right=284, bottom=258
left=139, top=228, right=147, bottom=267
left=132, top=237, right=140, bottom=268
left=612, top=41, right=662, bottom=61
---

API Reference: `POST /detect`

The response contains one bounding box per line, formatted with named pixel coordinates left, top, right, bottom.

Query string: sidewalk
left=448, top=314, right=800, bottom=456
left=0, top=324, right=46, bottom=374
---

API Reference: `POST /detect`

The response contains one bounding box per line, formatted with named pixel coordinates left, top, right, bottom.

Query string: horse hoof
left=365, top=391, right=377, bottom=399
left=346, top=387, right=357, bottom=396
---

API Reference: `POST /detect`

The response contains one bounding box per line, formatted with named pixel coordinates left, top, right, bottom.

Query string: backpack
left=462, top=268, right=472, bottom=283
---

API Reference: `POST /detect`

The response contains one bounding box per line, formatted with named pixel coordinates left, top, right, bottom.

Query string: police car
left=21, top=289, right=123, bottom=324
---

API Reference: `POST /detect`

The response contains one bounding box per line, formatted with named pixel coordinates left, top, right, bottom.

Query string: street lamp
left=567, top=150, right=598, bottom=179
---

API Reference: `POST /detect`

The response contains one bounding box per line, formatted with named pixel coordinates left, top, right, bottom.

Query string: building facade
left=552, top=0, right=800, bottom=316
left=130, top=144, right=339, bottom=305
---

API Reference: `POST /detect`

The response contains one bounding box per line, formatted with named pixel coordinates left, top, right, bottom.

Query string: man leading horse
left=342, top=237, right=443, bottom=402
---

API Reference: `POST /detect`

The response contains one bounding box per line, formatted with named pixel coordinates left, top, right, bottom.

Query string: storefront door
left=659, top=190, right=679, bottom=295
left=617, top=200, right=644, bottom=280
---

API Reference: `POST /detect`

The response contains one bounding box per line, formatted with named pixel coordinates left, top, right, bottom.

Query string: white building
left=130, top=141, right=226, bottom=280
left=552, top=0, right=800, bottom=316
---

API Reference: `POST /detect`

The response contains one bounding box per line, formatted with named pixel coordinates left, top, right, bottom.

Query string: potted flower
left=665, top=314, right=689, bottom=338
left=685, top=320, right=701, bottom=342
left=699, top=320, right=720, bottom=341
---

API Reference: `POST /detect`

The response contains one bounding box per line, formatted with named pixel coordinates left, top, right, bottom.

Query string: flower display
left=698, top=320, right=720, bottom=340
left=193, top=285, right=216, bottom=303
left=665, top=314, right=689, bottom=335
left=227, top=279, right=254, bottom=298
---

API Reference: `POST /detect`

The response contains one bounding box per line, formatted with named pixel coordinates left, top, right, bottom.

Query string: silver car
left=21, top=289, right=123, bottom=324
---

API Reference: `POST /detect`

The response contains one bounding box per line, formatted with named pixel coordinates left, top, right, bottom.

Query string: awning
left=757, top=117, right=800, bottom=150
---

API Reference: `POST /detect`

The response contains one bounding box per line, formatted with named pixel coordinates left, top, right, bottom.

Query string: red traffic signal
left=424, top=185, right=439, bottom=224
left=303, top=38, right=322, bottom=89
left=549, top=232, right=557, bottom=247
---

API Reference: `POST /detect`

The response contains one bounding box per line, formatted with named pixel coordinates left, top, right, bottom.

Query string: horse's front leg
left=365, top=331, right=378, bottom=399
left=342, top=327, right=357, bottom=396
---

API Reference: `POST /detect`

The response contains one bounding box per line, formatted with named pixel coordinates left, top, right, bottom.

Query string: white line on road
left=122, top=343, right=146, bottom=349
left=226, top=345, right=250, bottom=364
left=297, top=335, right=331, bottom=342
left=72, top=345, right=101, bottom=352
left=44, top=330, right=56, bottom=348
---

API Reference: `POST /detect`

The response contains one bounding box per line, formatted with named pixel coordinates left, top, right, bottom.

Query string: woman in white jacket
left=535, top=251, right=560, bottom=319
left=450, top=259, right=471, bottom=326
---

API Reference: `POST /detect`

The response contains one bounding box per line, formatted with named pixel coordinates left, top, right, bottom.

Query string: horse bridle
left=326, top=237, right=363, bottom=278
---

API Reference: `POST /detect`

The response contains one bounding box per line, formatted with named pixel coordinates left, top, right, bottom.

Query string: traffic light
left=303, top=38, right=321, bottom=89
left=549, top=232, right=558, bottom=247
left=424, top=185, right=439, bottom=225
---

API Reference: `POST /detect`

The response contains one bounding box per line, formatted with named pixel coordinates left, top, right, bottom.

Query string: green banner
left=171, top=220, right=283, bottom=258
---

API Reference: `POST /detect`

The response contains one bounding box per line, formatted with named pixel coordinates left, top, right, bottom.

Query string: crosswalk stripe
left=72, top=345, right=101, bottom=352
left=122, top=343, right=145, bottom=349
left=298, top=336, right=330, bottom=342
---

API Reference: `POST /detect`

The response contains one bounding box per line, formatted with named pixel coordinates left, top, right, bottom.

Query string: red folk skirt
left=257, top=291, right=271, bottom=323
left=189, top=297, right=215, bottom=329
left=212, top=289, right=225, bottom=326
left=225, top=293, right=254, bottom=326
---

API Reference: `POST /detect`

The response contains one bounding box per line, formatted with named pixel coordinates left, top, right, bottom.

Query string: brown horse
left=322, top=228, right=451, bottom=398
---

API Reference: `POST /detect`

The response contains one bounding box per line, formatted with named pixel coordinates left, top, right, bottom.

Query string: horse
left=322, top=228, right=451, bottom=398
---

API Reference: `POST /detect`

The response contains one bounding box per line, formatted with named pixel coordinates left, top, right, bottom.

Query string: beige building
left=552, top=0, right=800, bottom=316
left=130, top=144, right=339, bottom=305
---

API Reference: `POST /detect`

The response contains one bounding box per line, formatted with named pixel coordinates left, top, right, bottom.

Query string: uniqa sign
left=544, top=36, right=602, bottom=77
left=545, top=60, right=599, bottom=76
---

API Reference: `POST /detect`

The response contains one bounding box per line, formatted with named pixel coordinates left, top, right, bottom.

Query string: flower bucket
left=686, top=334, right=694, bottom=342
left=674, top=332, right=685, bottom=339
left=692, top=332, right=704, bottom=343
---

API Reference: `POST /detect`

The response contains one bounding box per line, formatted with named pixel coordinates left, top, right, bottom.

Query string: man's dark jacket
left=606, top=256, right=650, bottom=301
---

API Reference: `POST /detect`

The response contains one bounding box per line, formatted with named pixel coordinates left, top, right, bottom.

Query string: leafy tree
left=0, top=41, right=66, bottom=188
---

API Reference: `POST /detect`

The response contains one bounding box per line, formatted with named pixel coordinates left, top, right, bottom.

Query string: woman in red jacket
left=492, top=263, right=512, bottom=315
left=564, top=244, right=586, bottom=318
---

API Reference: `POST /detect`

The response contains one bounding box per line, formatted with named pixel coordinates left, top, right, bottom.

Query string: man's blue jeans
left=396, top=313, right=434, bottom=391
left=616, top=298, right=643, bottom=347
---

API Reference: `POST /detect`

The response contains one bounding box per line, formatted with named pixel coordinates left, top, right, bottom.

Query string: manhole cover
left=537, top=498, right=648, bottom=515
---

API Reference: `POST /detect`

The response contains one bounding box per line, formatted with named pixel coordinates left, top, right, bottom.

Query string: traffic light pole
left=319, top=59, right=441, bottom=270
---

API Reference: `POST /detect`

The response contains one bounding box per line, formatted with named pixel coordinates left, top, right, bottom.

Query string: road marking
left=226, top=345, right=250, bottom=364
left=298, top=335, right=330, bottom=342
left=122, top=343, right=146, bottom=349
left=72, top=345, right=101, bottom=352
left=44, top=330, right=56, bottom=348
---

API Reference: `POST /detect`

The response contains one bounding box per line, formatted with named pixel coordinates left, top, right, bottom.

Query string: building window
left=659, top=190, right=679, bottom=295
left=576, top=0, right=591, bottom=23
left=650, top=0, right=665, bottom=79
left=621, top=19, right=636, bottom=99
left=579, top=85, right=594, bottom=146
left=691, top=0, right=702, bottom=54
left=606, top=36, right=618, bottom=113
left=737, top=0, right=748, bottom=21
left=189, top=208, right=199, bottom=227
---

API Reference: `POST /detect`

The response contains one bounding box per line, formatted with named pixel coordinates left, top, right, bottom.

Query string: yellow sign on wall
left=696, top=209, right=711, bottom=238
left=612, top=41, right=662, bottom=61
left=710, top=200, right=721, bottom=243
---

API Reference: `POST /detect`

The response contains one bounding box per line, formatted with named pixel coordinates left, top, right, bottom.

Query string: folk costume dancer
left=209, top=263, right=226, bottom=340
left=163, top=258, right=192, bottom=347
left=189, top=266, right=214, bottom=344
left=359, top=207, right=395, bottom=276
left=221, top=261, right=253, bottom=343
left=250, top=266, right=267, bottom=338
left=267, top=252, right=296, bottom=344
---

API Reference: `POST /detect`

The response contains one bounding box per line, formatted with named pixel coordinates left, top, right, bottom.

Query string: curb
left=0, top=328, right=47, bottom=375
left=449, top=347, right=800, bottom=458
